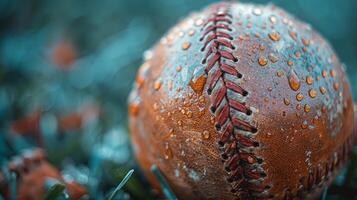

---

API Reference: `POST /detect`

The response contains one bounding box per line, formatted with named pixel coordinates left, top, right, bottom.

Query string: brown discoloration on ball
left=189, top=75, right=207, bottom=95
left=129, top=2, right=355, bottom=199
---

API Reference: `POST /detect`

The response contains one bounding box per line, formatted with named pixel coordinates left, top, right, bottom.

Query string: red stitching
left=200, top=5, right=269, bottom=198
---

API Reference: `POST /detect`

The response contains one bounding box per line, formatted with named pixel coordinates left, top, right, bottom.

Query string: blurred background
left=0, top=0, right=356, bottom=199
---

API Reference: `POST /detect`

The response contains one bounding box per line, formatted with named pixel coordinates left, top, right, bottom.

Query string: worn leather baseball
left=129, top=2, right=356, bottom=199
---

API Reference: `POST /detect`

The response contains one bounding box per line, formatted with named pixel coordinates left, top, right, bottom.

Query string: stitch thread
left=200, top=4, right=269, bottom=198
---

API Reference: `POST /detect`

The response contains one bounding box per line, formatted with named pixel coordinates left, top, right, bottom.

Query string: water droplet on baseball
left=164, top=143, right=173, bottom=160
left=188, top=29, right=195, bottom=36
left=268, top=53, right=278, bottom=63
left=320, top=87, right=327, bottom=94
left=330, top=70, right=336, bottom=77
left=288, top=70, right=300, bottom=91
left=195, top=18, right=203, bottom=26
left=289, top=31, right=297, bottom=40
left=306, top=76, right=314, bottom=85
left=268, top=32, right=280, bottom=41
left=287, top=60, right=294, bottom=66
left=182, top=42, right=191, bottom=50
left=154, top=80, right=162, bottom=91
left=252, top=8, right=262, bottom=16
left=309, top=89, right=317, bottom=98
left=301, top=121, right=308, bottom=129
left=304, top=104, right=311, bottom=113
left=258, top=57, right=268, bottom=66
left=202, top=131, right=210, bottom=139
left=269, top=15, right=277, bottom=24
left=333, top=82, right=339, bottom=91
left=284, top=98, right=290, bottom=106
left=277, top=70, right=284, bottom=77
left=296, top=93, right=304, bottom=101
left=301, top=38, right=310, bottom=46
left=129, top=102, right=140, bottom=116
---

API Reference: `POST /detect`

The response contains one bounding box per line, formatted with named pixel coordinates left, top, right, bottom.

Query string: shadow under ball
left=129, top=2, right=356, bottom=199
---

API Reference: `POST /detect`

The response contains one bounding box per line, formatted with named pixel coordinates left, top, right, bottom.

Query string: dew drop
left=309, top=89, right=317, bottom=98
left=169, top=128, right=175, bottom=137
left=283, top=18, right=289, bottom=24
left=301, top=38, right=310, bottom=46
left=178, top=31, right=184, bottom=37
left=187, top=111, right=193, bottom=118
left=284, top=98, right=290, bottom=106
left=277, top=70, right=284, bottom=77
left=268, top=53, right=278, bottom=63
left=154, top=80, right=162, bottom=91
left=129, top=103, right=139, bottom=116
left=319, top=86, right=327, bottom=94
left=301, top=121, right=308, bottom=129
left=288, top=71, right=300, bottom=91
left=330, top=70, right=336, bottom=77
left=296, top=104, right=301, bottom=110
left=259, top=44, right=266, bottom=51
left=195, top=18, right=203, bottom=26
left=182, top=42, right=191, bottom=50
left=313, top=116, right=319, bottom=124
left=289, top=31, right=297, bottom=41
left=306, top=76, right=314, bottom=85
left=333, top=82, right=339, bottom=91
left=153, top=103, right=159, bottom=111
left=168, top=80, right=173, bottom=90
left=287, top=60, right=294, bottom=66
left=164, top=143, right=173, bottom=160
left=136, top=76, right=145, bottom=88
left=296, top=93, right=304, bottom=101
left=304, top=104, right=311, bottom=113
left=268, top=32, right=280, bottom=41
left=269, top=15, right=277, bottom=24
left=188, top=29, right=195, bottom=36
left=322, top=70, right=328, bottom=78
left=178, top=120, right=183, bottom=126
left=210, top=116, right=215, bottom=124
left=253, top=8, right=262, bottom=16
left=258, top=57, right=268, bottom=66
left=176, top=66, right=182, bottom=72
left=202, top=131, right=210, bottom=139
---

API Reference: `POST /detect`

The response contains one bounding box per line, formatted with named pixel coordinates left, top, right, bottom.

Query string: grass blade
left=150, top=165, right=177, bottom=200
left=108, top=169, right=134, bottom=200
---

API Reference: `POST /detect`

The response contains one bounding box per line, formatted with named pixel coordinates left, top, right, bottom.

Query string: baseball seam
left=200, top=3, right=270, bottom=198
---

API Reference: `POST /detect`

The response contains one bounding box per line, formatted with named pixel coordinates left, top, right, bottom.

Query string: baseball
left=129, top=2, right=355, bottom=199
